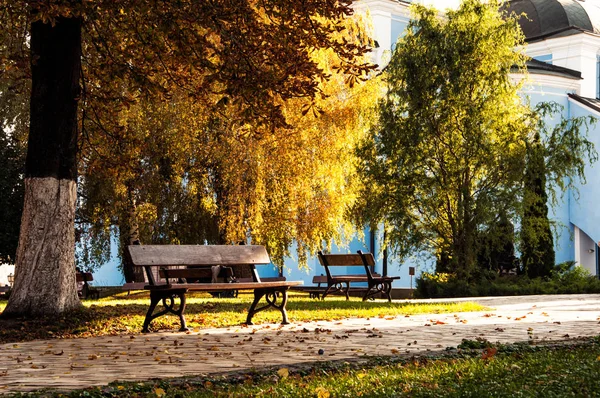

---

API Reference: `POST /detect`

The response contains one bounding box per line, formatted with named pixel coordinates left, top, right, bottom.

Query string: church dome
left=504, top=0, right=600, bottom=41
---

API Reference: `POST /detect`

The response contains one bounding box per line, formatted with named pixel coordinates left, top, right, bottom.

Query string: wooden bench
left=317, top=250, right=400, bottom=302
left=305, top=273, right=383, bottom=299
left=124, top=245, right=302, bottom=332
left=76, top=272, right=99, bottom=299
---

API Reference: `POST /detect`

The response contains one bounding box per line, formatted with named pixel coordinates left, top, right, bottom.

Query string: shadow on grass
left=0, top=292, right=482, bottom=344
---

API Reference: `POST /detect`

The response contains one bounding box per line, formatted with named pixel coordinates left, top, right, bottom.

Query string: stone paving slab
left=0, top=294, right=598, bottom=393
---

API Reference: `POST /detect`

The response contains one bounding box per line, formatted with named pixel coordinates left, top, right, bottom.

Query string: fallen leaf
left=481, top=347, right=497, bottom=360
left=277, top=368, right=289, bottom=379
left=154, top=387, right=166, bottom=397
left=315, top=386, right=330, bottom=398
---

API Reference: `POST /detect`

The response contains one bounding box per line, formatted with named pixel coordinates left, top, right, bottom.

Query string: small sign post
left=409, top=267, right=415, bottom=296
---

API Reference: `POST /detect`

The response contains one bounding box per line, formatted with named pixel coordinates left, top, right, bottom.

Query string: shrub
left=414, top=264, right=600, bottom=298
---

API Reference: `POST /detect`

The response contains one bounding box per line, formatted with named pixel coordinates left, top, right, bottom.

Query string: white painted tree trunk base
left=3, top=177, right=81, bottom=317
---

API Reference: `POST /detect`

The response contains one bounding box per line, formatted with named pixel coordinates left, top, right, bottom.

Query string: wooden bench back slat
left=318, top=251, right=377, bottom=281
left=127, top=245, right=271, bottom=267
left=76, top=272, right=93, bottom=282
left=158, top=268, right=213, bottom=280
left=317, top=253, right=375, bottom=267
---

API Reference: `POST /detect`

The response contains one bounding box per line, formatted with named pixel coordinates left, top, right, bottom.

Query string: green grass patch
left=0, top=292, right=484, bottom=343
left=16, top=338, right=600, bottom=397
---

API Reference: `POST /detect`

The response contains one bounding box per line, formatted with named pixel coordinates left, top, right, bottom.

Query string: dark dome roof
left=505, top=0, right=600, bottom=41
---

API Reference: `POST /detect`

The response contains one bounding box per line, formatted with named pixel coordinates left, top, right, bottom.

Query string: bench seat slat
left=312, top=274, right=382, bottom=284
left=328, top=275, right=399, bottom=282
left=146, top=281, right=302, bottom=291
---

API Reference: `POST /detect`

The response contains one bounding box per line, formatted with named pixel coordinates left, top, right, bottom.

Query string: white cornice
left=511, top=73, right=581, bottom=94
left=526, top=32, right=600, bottom=55
left=353, top=0, right=411, bottom=18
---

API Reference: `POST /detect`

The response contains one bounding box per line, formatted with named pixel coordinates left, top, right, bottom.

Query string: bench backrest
left=317, top=251, right=376, bottom=280
left=76, top=272, right=93, bottom=283
left=127, top=245, right=270, bottom=266
left=125, top=245, right=271, bottom=285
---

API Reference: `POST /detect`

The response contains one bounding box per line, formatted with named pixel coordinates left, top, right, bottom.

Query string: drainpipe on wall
left=597, top=242, right=600, bottom=279
left=369, top=226, right=376, bottom=274
left=383, top=228, right=388, bottom=277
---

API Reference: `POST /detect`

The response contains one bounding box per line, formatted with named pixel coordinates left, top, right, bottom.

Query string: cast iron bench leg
left=142, top=289, right=189, bottom=333
left=362, top=281, right=393, bottom=302
left=343, top=281, right=350, bottom=301
left=385, top=281, right=393, bottom=302
left=322, top=282, right=347, bottom=300
left=246, top=288, right=290, bottom=325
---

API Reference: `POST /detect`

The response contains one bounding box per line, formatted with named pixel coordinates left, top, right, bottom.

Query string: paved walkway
left=0, top=294, right=599, bottom=393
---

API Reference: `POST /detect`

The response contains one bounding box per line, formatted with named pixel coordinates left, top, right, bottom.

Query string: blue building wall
left=522, top=87, right=575, bottom=264
left=391, top=18, right=408, bottom=52
left=567, top=100, right=600, bottom=248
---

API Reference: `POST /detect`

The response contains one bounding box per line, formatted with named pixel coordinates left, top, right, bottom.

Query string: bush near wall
left=415, top=263, right=600, bottom=298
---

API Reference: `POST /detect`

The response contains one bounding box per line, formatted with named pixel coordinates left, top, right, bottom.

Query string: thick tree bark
left=2, top=13, right=82, bottom=317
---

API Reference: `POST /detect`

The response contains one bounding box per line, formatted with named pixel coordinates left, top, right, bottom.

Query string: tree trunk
left=120, top=185, right=144, bottom=283
left=2, top=13, right=82, bottom=317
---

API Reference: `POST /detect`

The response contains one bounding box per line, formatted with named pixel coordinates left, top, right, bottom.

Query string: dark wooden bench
left=124, top=245, right=302, bottom=332
left=317, top=251, right=400, bottom=302
left=76, top=272, right=99, bottom=299
left=305, top=273, right=383, bottom=299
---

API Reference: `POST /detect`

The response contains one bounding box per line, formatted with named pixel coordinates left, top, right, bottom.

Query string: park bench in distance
left=76, top=271, right=99, bottom=299
left=306, top=272, right=384, bottom=299
left=316, top=250, right=400, bottom=302
left=124, top=245, right=302, bottom=332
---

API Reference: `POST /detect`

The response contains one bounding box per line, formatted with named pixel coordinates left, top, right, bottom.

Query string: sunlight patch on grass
left=0, top=292, right=485, bottom=343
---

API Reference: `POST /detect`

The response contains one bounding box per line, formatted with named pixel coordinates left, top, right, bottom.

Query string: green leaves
left=355, top=0, right=597, bottom=281
left=355, top=0, right=530, bottom=276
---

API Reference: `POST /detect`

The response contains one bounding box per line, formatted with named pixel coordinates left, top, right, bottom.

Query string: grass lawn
left=0, top=292, right=485, bottom=343
left=16, top=338, right=600, bottom=397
